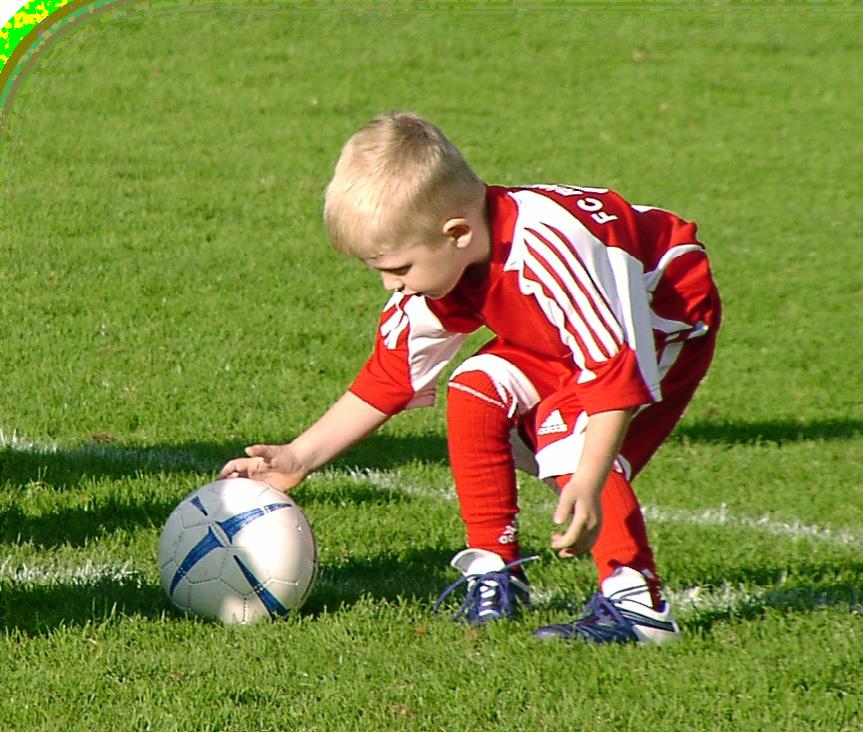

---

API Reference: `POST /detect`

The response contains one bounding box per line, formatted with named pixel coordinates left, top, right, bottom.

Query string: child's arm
left=219, top=391, right=390, bottom=491
left=550, top=407, right=635, bottom=558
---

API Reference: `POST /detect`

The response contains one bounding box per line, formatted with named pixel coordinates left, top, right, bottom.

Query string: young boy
left=220, top=111, right=721, bottom=645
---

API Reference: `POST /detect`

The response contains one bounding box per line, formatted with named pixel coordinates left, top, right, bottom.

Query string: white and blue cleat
left=532, top=566, right=681, bottom=645
left=434, top=548, right=534, bottom=624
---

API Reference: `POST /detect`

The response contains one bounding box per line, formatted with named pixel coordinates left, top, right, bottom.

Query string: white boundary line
left=0, top=429, right=214, bottom=472
left=0, top=557, right=143, bottom=587
left=640, top=503, right=863, bottom=548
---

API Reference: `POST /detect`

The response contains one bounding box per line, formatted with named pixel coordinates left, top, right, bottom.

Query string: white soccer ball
left=158, top=478, right=317, bottom=624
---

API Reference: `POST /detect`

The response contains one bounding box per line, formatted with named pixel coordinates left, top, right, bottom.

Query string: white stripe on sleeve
left=401, top=296, right=468, bottom=409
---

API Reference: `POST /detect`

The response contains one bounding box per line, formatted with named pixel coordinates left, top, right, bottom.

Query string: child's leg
left=621, top=330, right=719, bottom=477
left=529, top=396, right=663, bottom=603
left=620, top=254, right=721, bottom=475
left=591, top=470, right=657, bottom=581
left=551, top=468, right=661, bottom=605
left=446, top=353, right=541, bottom=565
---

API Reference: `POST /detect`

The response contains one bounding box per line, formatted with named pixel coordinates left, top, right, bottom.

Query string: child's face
left=363, top=214, right=489, bottom=300
left=363, top=239, right=473, bottom=300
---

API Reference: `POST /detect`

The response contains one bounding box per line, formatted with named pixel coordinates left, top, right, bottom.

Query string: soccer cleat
left=532, top=566, right=681, bottom=645
left=433, top=548, right=535, bottom=624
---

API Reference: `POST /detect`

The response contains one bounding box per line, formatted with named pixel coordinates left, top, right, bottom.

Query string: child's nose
left=382, top=273, right=404, bottom=292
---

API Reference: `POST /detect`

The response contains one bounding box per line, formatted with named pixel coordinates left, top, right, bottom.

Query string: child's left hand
left=548, top=407, right=633, bottom=558
left=550, top=478, right=603, bottom=558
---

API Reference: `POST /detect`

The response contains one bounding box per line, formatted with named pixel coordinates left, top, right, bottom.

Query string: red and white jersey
left=350, top=185, right=716, bottom=416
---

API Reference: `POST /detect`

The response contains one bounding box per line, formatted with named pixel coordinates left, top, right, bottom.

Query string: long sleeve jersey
left=349, top=184, right=714, bottom=417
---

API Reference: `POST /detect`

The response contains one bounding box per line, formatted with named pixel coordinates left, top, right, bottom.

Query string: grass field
left=1, top=2, right=862, bottom=730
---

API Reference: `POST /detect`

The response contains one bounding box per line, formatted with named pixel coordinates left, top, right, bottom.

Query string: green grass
left=1, top=2, right=862, bottom=730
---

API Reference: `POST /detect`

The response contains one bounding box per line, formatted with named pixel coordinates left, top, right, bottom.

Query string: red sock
left=446, top=370, right=521, bottom=564
left=556, top=470, right=662, bottom=608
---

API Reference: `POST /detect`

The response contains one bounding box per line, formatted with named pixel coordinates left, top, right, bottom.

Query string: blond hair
left=324, top=111, right=485, bottom=258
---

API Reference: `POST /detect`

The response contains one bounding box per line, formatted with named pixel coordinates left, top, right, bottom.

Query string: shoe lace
left=572, top=592, right=638, bottom=643
left=433, top=555, right=537, bottom=621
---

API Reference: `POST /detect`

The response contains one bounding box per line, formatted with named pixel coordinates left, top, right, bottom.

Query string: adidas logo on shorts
left=538, top=409, right=568, bottom=436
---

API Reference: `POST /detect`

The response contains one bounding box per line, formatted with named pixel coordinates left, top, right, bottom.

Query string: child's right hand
left=218, top=391, right=391, bottom=493
left=219, top=444, right=309, bottom=493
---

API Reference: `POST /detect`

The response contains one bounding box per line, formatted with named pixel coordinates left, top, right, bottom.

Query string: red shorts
left=457, top=280, right=721, bottom=481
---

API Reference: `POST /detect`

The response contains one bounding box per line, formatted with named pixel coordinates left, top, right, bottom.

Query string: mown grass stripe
left=4, top=428, right=859, bottom=549
left=312, top=468, right=863, bottom=549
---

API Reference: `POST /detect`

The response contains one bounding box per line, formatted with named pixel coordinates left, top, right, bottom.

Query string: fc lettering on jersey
left=525, top=184, right=619, bottom=225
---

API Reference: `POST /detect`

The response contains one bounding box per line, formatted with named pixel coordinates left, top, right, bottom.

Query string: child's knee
left=447, top=354, right=540, bottom=419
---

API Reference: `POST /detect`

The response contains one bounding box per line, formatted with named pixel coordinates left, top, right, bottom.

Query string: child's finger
left=552, top=531, right=589, bottom=557
left=550, top=512, right=584, bottom=549
left=219, top=459, right=243, bottom=478
left=553, top=494, right=575, bottom=525
left=552, top=508, right=569, bottom=525
left=550, top=530, right=577, bottom=550
left=246, top=456, right=268, bottom=475
left=557, top=547, right=581, bottom=559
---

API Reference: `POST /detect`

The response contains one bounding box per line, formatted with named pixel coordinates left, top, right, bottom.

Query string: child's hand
left=550, top=478, right=603, bottom=558
left=218, top=391, right=390, bottom=493
left=219, top=444, right=309, bottom=493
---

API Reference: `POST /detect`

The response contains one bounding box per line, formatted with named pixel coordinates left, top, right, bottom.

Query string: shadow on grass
left=673, top=417, right=863, bottom=446
left=0, top=494, right=180, bottom=548
left=0, top=432, right=448, bottom=548
left=0, top=432, right=450, bottom=488
left=2, top=417, right=859, bottom=490
left=0, top=546, right=456, bottom=636
left=1, top=417, right=859, bottom=496
left=0, top=577, right=171, bottom=636
left=0, top=466, right=438, bottom=553
left=303, top=546, right=456, bottom=617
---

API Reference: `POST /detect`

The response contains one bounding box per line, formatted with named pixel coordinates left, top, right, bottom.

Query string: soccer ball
left=158, top=478, right=318, bottom=624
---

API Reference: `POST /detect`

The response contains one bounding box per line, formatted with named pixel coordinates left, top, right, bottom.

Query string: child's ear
left=442, top=217, right=473, bottom=249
